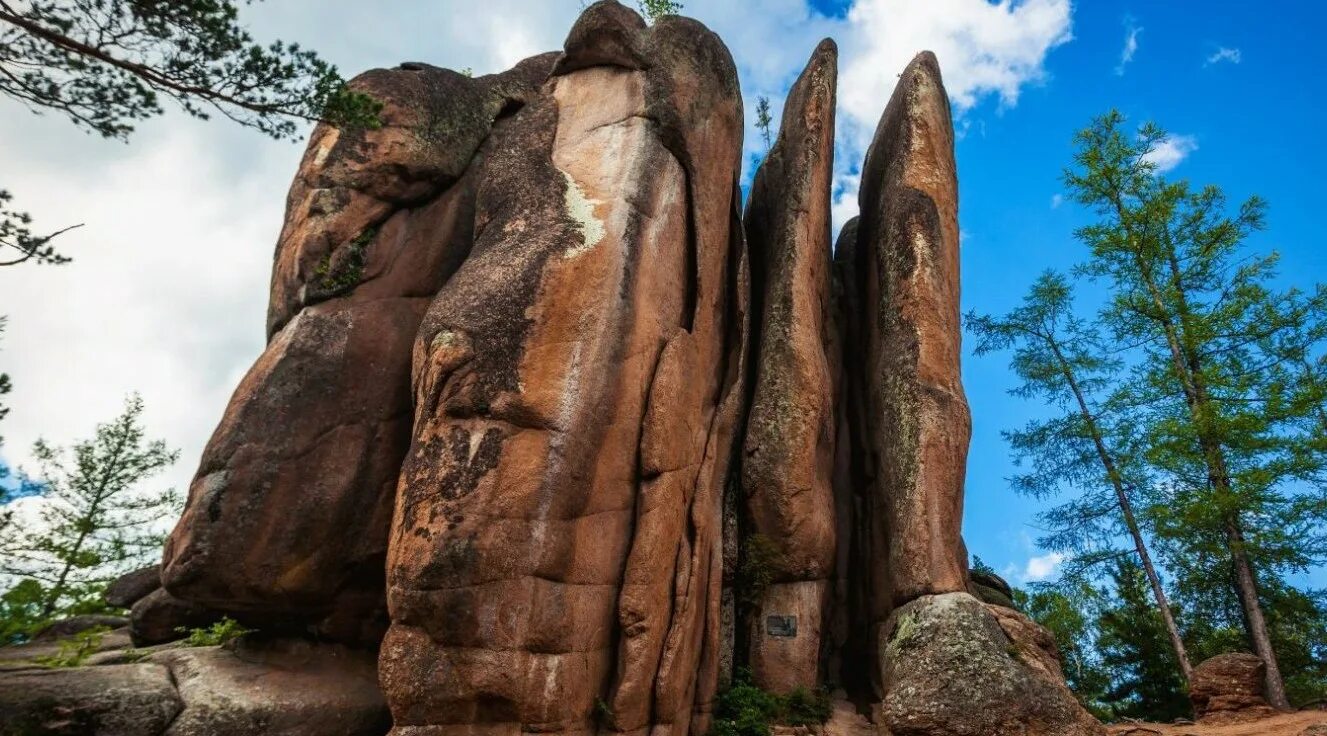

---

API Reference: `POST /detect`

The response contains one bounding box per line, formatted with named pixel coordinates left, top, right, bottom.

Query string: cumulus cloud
left=1142, top=134, right=1199, bottom=173
left=1020, top=551, right=1067, bottom=583
left=1115, top=20, right=1142, bottom=75
left=1205, top=46, right=1242, bottom=66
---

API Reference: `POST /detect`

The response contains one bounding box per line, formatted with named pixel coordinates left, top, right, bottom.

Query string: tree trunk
left=1227, top=520, right=1292, bottom=710
left=1048, top=337, right=1194, bottom=680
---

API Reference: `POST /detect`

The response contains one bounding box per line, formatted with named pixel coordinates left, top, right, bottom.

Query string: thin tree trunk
left=1047, top=336, right=1194, bottom=680
left=1227, top=519, right=1291, bottom=710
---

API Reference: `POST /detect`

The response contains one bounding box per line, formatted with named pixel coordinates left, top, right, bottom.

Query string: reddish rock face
left=740, top=39, right=838, bottom=695
left=852, top=51, right=971, bottom=614
left=1190, top=653, right=1277, bottom=724
left=144, top=5, right=1094, bottom=734
left=160, top=56, right=555, bottom=640
left=379, top=3, right=747, bottom=735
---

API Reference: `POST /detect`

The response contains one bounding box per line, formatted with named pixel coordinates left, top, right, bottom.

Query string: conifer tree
left=0, top=395, right=179, bottom=625
left=969, top=271, right=1194, bottom=679
left=1066, top=110, right=1327, bottom=709
left=1096, top=560, right=1190, bottom=721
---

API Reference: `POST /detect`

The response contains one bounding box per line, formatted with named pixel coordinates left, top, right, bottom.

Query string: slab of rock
left=877, top=592, right=1103, bottom=736
left=968, top=568, right=1017, bottom=610
left=32, top=614, right=130, bottom=641
left=159, top=53, right=556, bottom=644
left=0, top=627, right=133, bottom=672
left=380, top=3, right=747, bottom=735
left=741, top=38, right=838, bottom=695
left=853, top=50, right=970, bottom=611
left=151, top=638, right=388, bottom=736
left=1190, top=653, right=1277, bottom=724
left=130, top=588, right=224, bottom=646
left=104, top=565, right=162, bottom=609
left=0, top=662, right=182, bottom=736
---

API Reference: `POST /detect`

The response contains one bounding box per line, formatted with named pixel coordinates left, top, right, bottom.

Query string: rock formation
left=0, top=3, right=1105, bottom=736
left=1190, top=653, right=1278, bottom=724
left=740, top=38, right=838, bottom=696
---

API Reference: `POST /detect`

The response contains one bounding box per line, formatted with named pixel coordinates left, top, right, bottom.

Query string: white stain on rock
left=560, top=169, right=605, bottom=258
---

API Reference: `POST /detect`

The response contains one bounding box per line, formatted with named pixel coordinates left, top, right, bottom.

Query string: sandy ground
left=1107, top=711, right=1327, bottom=735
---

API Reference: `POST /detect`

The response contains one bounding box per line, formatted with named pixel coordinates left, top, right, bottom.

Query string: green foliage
left=637, top=0, right=683, bottom=23
left=0, top=395, right=180, bottom=630
left=176, top=616, right=250, bottom=647
left=1, top=190, right=76, bottom=266
left=34, top=625, right=109, bottom=667
left=0, top=0, right=382, bottom=267
left=314, top=226, right=375, bottom=293
left=971, top=555, right=996, bottom=577
left=755, top=96, right=773, bottom=152
left=1095, top=562, right=1190, bottom=721
left=738, top=534, right=779, bottom=606
left=710, top=668, right=830, bottom=736
left=1016, top=583, right=1113, bottom=719
left=0, top=579, right=47, bottom=644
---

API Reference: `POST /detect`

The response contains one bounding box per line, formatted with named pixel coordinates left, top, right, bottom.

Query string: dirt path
left=1107, top=711, right=1327, bottom=736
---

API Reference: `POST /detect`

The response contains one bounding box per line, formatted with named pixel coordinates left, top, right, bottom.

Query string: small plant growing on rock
left=755, top=96, right=773, bottom=152
left=35, top=625, right=109, bottom=667
left=637, top=0, right=682, bottom=23
left=177, top=616, right=250, bottom=647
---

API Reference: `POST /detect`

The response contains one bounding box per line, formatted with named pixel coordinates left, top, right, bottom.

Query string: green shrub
left=177, top=616, right=250, bottom=647
left=35, top=625, right=109, bottom=667
left=710, top=668, right=831, bottom=736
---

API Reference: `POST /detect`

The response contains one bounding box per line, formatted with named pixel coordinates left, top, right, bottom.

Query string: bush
left=710, top=668, right=831, bottom=736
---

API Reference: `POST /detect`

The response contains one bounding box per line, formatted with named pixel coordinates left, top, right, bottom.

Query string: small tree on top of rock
left=755, top=95, right=773, bottom=152
left=637, top=0, right=682, bottom=23
left=0, top=395, right=179, bottom=633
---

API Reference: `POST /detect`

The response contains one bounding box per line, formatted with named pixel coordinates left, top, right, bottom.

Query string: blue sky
left=0, top=0, right=1323, bottom=592
left=950, top=1, right=1327, bottom=586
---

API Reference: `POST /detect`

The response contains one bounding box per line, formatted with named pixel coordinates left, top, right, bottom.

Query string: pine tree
left=755, top=95, right=773, bottom=152
left=968, top=270, right=1194, bottom=679
left=0, top=395, right=179, bottom=626
left=637, top=0, right=682, bottom=23
left=0, top=0, right=381, bottom=266
left=1066, top=110, right=1327, bottom=709
left=1096, top=560, right=1191, bottom=721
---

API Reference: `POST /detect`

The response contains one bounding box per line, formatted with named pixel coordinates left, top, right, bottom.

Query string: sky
left=1, top=0, right=1324, bottom=590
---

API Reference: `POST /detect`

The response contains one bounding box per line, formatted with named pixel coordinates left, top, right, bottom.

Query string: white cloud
left=1142, top=134, right=1199, bottom=173
left=1205, top=46, right=1241, bottom=66
left=1, top=0, right=1075, bottom=527
left=1050, top=193, right=1064, bottom=208
left=1021, top=551, right=1067, bottom=583
left=1115, top=21, right=1142, bottom=75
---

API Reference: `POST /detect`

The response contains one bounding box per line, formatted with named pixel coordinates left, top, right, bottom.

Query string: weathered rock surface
left=853, top=51, right=970, bottom=612
left=104, top=565, right=162, bottom=609
left=152, top=638, right=388, bottom=736
left=380, top=4, right=747, bottom=734
left=968, top=568, right=1017, bottom=610
left=0, top=633, right=388, bottom=736
left=741, top=38, right=838, bottom=695
left=0, top=662, right=182, bottom=736
left=1190, top=653, right=1278, bottom=724
left=877, top=593, right=1104, bottom=736
left=160, top=49, right=557, bottom=643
